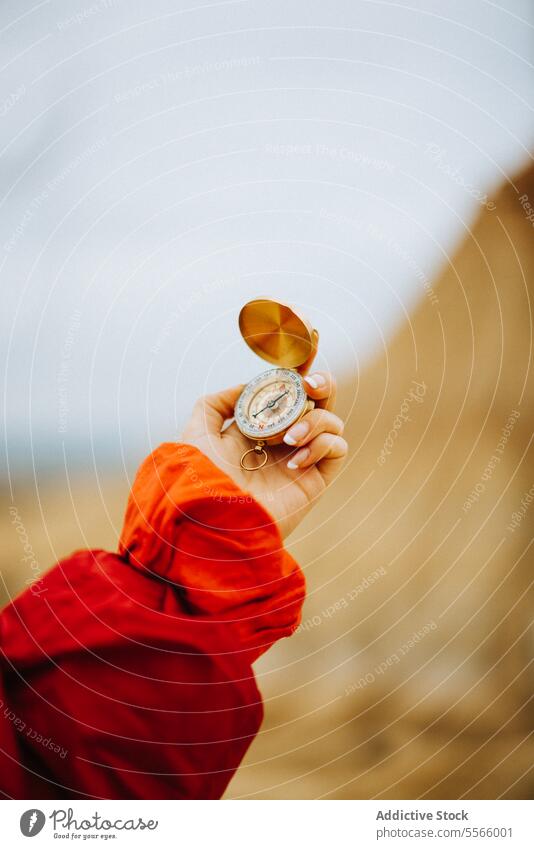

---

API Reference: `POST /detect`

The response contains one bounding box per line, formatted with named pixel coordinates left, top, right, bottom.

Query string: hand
left=180, top=371, right=348, bottom=538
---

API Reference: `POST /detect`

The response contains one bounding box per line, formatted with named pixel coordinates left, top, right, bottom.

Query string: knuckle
left=304, top=409, right=321, bottom=428
left=332, top=413, right=344, bottom=434
left=324, top=373, right=336, bottom=395
left=310, top=412, right=330, bottom=436
left=195, top=394, right=219, bottom=418
left=316, top=411, right=344, bottom=434
left=319, top=433, right=347, bottom=458
left=314, top=432, right=335, bottom=455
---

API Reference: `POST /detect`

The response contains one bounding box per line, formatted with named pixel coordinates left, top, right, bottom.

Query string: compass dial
left=235, top=368, right=306, bottom=439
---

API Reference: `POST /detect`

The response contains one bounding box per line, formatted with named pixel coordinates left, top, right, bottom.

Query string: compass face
left=235, top=368, right=306, bottom=439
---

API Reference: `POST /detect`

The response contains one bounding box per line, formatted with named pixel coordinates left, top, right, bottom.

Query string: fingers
left=284, top=397, right=347, bottom=484
left=283, top=408, right=344, bottom=448
left=193, top=384, right=244, bottom=433
left=286, top=432, right=348, bottom=476
left=302, top=371, right=336, bottom=411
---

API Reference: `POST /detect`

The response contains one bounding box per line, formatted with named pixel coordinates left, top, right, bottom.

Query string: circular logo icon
left=20, top=809, right=46, bottom=837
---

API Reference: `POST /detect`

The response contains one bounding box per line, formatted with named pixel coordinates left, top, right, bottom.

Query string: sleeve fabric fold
left=0, top=444, right=305, bottom=799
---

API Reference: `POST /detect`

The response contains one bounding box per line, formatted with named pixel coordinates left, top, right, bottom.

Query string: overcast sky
left=1, top=0, right=533, bottom=474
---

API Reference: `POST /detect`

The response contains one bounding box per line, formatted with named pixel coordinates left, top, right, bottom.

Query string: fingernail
left=287, top=448, right=310, bottom=469
left=283, top=422, right=309, bottom=445
left=304, top=373, right=326, bottom=390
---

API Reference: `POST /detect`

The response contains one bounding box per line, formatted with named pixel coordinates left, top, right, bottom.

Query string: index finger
left=195, top=384, right=244, bottom=432
left=302, top=371, right=336, bottom=411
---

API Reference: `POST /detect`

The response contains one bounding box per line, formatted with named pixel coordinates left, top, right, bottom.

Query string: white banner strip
left=2, top=799, right=532, bottom=848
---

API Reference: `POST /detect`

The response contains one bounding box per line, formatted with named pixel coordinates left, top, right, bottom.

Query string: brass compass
left=234, top=298, right=319, bottom=470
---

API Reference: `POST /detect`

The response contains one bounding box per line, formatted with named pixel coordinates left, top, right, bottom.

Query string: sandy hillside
left=2, top=167, right=533, bottom=799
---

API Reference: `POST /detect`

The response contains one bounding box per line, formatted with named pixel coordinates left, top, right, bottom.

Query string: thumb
left=193, top=384, right=244, bottom=434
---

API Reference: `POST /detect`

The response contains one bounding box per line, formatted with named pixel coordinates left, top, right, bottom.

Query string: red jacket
left=0, top=444, right=305, bottom=799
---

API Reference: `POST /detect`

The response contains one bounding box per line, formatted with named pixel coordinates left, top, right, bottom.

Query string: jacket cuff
left=119, top=443, right=305, bottom=659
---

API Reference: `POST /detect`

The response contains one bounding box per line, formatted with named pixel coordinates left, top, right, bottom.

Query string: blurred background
left=1, top=0, right=533, bottom=798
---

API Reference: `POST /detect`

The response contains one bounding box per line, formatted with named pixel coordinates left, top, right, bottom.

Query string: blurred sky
left=1, top=0, right=533, bottom=476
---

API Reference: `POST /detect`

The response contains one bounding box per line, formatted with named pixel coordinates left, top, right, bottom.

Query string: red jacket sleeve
left=0, top=444, right=305, bottom=799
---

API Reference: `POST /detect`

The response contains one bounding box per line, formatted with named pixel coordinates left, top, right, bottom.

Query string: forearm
left=0, top=444, right=305, bottom=799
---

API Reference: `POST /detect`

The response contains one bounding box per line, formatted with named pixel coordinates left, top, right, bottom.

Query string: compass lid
left=238, top=298, right=318, bottom=370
